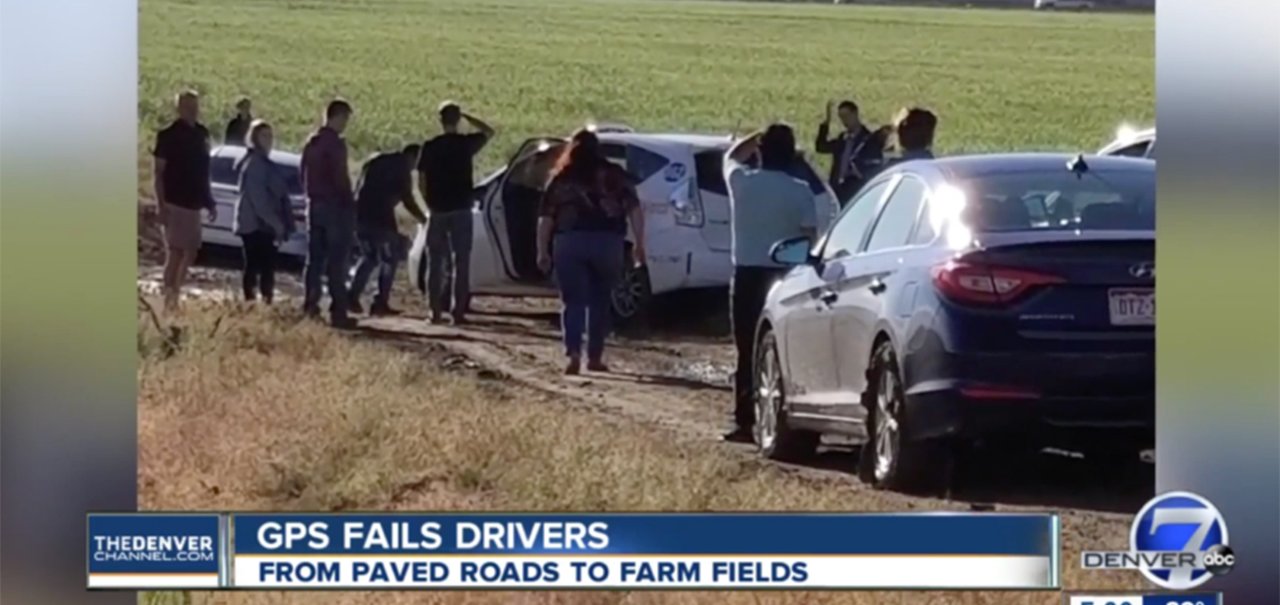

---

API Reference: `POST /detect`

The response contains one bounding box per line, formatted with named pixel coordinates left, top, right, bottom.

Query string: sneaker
left=429, top=312, right=446, bottom=325
left=564, top=357, right=582, bottom=376
left=370, top=304, right=402, bottom=317
left=720, top=427, right=755, bottom=444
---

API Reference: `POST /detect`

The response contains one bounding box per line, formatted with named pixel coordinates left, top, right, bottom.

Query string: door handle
left=819, top=289, right=839, bottom=305
left=869, top=279, right=887, bottom=295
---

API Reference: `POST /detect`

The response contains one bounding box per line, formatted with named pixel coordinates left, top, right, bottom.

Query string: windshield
left=959, top=168, right=1154, bottom=232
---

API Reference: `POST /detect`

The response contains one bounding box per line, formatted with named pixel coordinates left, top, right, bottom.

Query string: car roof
left=598, top=132, right=733, bottom=150
left=1098, top=127, right=1155, bottom=153
left=212, top=145, right=302, bottom=166
left=914, top=153, right=1155, bottom=181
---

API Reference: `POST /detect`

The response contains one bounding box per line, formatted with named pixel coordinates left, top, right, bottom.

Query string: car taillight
left=931, top=260, right=1063, bottom=305
left=671, top=179, right=704, bottom=227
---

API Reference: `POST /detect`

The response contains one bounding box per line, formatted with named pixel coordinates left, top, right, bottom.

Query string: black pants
left=731, top=266, right=788, bottom=431
left=240, top=232, right=278, bottom=303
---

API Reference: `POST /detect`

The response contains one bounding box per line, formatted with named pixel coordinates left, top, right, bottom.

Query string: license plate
left=1108, top=288, right=1154, bottom=326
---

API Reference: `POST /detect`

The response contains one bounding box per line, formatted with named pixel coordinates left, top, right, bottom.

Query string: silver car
left=203, top=145, right=309, bottom=256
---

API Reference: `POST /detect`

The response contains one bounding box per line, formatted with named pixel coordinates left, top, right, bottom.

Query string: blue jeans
left=553, top=231, right=624, bottom=360
left=426, top=209, right=473, bottom=318
left=349, top=228, right=406, bottom=308
left=303, top=201, right=355, bottom=320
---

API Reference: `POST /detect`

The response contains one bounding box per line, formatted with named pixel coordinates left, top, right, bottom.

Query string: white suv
left=409, top=129, right=838, bottom=323
left=1098, top=127, right=1156, bottom=160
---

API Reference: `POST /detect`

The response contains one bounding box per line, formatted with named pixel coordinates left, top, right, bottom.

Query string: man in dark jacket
left=349, top=144, right=428, bottom=316
left=300, top=99, right=357, bottom=328
left=814, top=99, right=889, bottom=205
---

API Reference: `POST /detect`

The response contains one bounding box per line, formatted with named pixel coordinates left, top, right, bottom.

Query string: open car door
left=483, top=137, right=568, bottom=285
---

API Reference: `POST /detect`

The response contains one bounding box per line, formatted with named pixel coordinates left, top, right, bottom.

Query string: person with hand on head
left=721, top=123, right=818, bottom=444
left=152, top=89, right=217, bottom=312
left=815, top=99, right=890, bottom=205
left=536, top=128, right=646, bottom=376
left=300, top=99, right=358, bottom=329
left=233, top=119, right=292, bottom=304
left=417, top=101, right=495, bottom=325
left=224, top=97, right=253, bottom=146
left=884, top=106, right=939, bottom=168
left=349, top=143, right=427, bottom=317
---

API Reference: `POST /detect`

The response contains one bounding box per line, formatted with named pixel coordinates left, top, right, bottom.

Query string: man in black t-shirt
left=152, top=90, right=216, bottom=311
left=416, top=102, right=494, bottom=324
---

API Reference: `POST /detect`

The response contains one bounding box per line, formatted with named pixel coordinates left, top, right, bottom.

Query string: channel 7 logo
left=1081, top=491, right=1233, bottom=590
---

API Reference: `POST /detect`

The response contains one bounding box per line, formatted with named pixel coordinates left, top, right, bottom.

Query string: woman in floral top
left=536, top=128, right=647, bottom=375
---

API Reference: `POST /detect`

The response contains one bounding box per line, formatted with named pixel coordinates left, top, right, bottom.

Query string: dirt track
left=138, top=254, right=1152, bottom=565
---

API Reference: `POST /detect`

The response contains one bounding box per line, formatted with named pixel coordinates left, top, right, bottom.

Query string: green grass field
left=139, top=0, right=1152, bottom=182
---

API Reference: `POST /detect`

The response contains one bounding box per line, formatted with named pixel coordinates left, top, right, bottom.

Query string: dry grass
left=138, top=302, right=1138, bottom=604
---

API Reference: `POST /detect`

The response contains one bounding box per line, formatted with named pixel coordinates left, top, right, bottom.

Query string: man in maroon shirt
left=300, top=99, right=358, bottom=328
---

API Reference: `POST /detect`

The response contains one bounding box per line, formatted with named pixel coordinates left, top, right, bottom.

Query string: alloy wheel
left=611, top=267, right=645, bottom=319
left=754, top=345, right=780, bottom=450
left=873, top=367, right=902, bottom=482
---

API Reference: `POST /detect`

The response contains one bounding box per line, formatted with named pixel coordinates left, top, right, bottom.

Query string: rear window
left=694, top=151, right=728, bottom=196
left=960, top=168, right=1154, bottom=232
left=624, top=144, right=670, bottom=183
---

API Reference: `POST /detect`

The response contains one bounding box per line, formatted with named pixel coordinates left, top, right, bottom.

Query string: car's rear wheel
left=611, top=246, right=651, bottom=328
left=858, top=341, right=951, bottom=494
left=754, top=330, right=819, bottom=461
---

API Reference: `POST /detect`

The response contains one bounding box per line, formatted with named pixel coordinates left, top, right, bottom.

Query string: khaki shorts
left=163, top=205, right=203, bottom=253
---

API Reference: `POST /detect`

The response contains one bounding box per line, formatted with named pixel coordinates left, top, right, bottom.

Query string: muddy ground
left=138, top=243, right=1153, bottom=560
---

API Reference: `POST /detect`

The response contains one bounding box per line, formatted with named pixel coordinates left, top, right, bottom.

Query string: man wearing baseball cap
left=416, top=101, right=495, bottom=324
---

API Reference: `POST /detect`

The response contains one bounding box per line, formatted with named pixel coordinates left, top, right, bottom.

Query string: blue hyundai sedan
left=753, top=153, right=1154, bottom=492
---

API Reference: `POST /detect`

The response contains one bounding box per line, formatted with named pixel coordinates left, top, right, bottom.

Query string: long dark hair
left=551, top=128, right=604, bottom=184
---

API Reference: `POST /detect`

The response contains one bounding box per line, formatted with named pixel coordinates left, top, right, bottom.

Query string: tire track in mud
left=360, top=300, right=1146, bottom=523
left=138, top=262, right=1142, bottom=546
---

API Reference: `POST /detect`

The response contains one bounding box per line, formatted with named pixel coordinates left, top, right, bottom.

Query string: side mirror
left=770, top=236, right=814, bottom=266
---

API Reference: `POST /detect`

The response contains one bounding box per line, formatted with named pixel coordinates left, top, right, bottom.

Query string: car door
left=782, top=178, right=895, bottom=412
left=481, top=137, right=566, bottom=287
left=829, top=175, right=930, bottom=401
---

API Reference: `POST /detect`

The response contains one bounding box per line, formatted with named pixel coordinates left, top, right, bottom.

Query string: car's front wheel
left=858, top=341, right=951, bottom=494
left=755, top=329, right=819, bottom=461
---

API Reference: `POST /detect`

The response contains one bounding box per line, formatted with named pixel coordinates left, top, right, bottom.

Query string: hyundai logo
left=1130, top=262, right=1155, bottom=279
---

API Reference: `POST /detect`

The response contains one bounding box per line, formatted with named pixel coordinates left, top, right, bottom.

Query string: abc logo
left=1131, top=491, right=1229, bottom=590
left=1202, top=544, right=1235, bottom=576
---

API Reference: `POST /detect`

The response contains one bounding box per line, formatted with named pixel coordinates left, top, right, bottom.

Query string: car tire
left=857, top=341, right=952, bottom=494
left=611, top=246, right=651, bottom=329
left=754, top=329, right=820, bottom=461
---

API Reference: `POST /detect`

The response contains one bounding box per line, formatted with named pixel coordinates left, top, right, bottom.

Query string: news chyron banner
left=89, top=512, right=1060, bottom=590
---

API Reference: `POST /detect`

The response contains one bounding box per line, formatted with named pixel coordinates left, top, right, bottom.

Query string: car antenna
left=1067, top=154, right=1089, bottom=179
